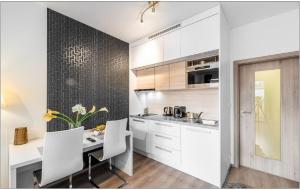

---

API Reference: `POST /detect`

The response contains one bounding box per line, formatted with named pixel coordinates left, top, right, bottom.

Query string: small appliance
left=174, top=106, right=186, bottom=118
left=186, top=55, right=219, bottom=88
left=163, top=107, right=173, bottom=116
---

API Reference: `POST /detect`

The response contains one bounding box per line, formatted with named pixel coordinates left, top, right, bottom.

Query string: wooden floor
left=226, top=166, right=299, bottom=188
left=52, top=153, right=299, bottom=188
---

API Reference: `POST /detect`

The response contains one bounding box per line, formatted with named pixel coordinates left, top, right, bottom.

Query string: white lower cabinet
left=130, top=118, right=151, bottom=154
left=130, top=117, right=221, bottom=187
left=181, top=125, right=220, bottom=186
left=152, top=143, right=181, bottom=168
left=147, top=121, right=181, bottom=169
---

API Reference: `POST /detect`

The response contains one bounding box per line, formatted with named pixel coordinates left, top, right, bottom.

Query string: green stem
left=76, top=112, right=79, bottom=123
left=55, top=116, right=74, bottom=126
left=79, top=109, right=108, bottom=124
left=56, top=113, right=75, bottom=125
left=79, top=112, right=93, bottom=123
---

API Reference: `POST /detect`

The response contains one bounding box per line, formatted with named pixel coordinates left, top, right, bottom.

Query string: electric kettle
left=163, top=107, right=173, bottom=116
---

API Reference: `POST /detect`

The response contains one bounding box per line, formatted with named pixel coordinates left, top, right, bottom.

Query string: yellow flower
left=96, top=124, right=106, bottom=131
left=89, top=105, right=96, bottom=113
left=48, top=109, right=59, bottom=115
left=43, top=113, right=57, bottom=122
left=99, top=107, right=108, bottom=112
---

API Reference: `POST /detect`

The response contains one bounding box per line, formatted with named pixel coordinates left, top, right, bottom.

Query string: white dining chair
left=33, top=127, right=84, bottom=188
left=88, top=118, right=128, bottom=188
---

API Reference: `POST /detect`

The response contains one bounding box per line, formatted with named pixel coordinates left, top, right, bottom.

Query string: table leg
left=9, top=167, right=16, bottom=188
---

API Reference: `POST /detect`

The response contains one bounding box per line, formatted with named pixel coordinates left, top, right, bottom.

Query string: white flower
left=72, top=104, right=87, bottom=115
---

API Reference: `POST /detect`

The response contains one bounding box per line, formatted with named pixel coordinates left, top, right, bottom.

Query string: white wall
left=219, top=6, right=231, bottom=185
left=230, top=9, right=299, bottom=61
left=0, top=2, right=47, bottom=187
left=229, top=9, right=299, bottom=164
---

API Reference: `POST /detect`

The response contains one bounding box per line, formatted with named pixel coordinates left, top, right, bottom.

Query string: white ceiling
left=42, top=1, right=298, bottom=43
left=221, top=2, right=299, bottom=28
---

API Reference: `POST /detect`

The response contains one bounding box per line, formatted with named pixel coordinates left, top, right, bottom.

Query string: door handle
left=154, top=122, right=173, bottom=127
left=155, top=146, right=172, bottom=153
left=133, top=119, right=145, bottom=123
left=241, top=111, right=252, bottom=114
left=185, top=127, right=211, bottom=134
left=155, top=134, right=172, bottom=140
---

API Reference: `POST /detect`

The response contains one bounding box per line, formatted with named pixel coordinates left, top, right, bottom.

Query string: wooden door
left=155, top=65, right=169, bottom=90
left=136, top=68, right=155, bottom=90
left=169, top=62, right=186, bottom=90
left=239, top=57, right=299, bottom=181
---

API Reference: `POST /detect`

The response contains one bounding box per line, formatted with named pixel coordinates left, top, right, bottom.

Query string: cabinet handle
left=155, top=134, right=172, bottom=140
left=186, top=127, right=211, bottom=134
left=155, top=122, right=173, bottom=127
left=155, top=146, right=172, bottom=153
left=133, top=119, right=145, bottom=123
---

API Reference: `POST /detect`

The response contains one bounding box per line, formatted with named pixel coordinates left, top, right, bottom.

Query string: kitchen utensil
left=186, top=112, right=203, bottom=119
left=163, top=107, right=173, bottom=116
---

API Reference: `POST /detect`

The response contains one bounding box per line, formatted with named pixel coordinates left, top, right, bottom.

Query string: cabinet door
left=136, top=68, right=155, bottom=90
left=169, top=62, right=186, bottom=89
left=181, top=126, right=220, bottom=186
left=164, top=30, right=180, bottom=61
left=131, top=44, right=145, bottom=69
left=130, top=118, right=148, bottom=152
left=131, top=37, right=164, bottom=69
left=181, top=14, right=219, bottom=57
left=155, top=65, right=170, bottom=90
left=145, top=37, right=164, bottom=65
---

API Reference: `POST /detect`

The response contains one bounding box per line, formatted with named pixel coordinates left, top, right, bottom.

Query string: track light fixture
left=140, top=1, right=159, bottom=23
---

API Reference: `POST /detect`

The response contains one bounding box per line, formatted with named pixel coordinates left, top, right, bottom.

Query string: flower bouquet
left=43, top=104, right=108, bottom=129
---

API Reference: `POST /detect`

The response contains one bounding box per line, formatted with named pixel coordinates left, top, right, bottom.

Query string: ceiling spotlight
left=152, top=6, right=155, bottom=13
left=140, top=1, right=158, bottom=23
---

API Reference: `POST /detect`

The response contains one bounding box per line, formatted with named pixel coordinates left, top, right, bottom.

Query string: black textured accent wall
left=47, top=9, right=129, bottom=131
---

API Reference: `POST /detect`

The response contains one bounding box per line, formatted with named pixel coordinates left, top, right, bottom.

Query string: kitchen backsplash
left=136, top=89, right=219, bottom=120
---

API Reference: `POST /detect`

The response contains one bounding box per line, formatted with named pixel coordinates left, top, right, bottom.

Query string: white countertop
left=130, top=115, right=219, bottom=130
left=9, top=130, right=132, bottom=170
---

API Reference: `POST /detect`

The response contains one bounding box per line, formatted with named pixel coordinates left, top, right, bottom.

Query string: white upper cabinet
left=163, top=30, right=181, bottom=62
left=131, top=37, right=163, bottom=68
left=181, top=14, right=220, bottom=57
left=130, top=6, right=220, bottom=69
left=131, top=44, right=143, bottom=69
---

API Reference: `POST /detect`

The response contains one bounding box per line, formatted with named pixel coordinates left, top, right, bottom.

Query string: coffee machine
left=173, top=106, right=186, bottom=118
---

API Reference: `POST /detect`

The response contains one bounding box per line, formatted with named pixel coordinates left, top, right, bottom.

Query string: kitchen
left=129, top=5, right=230, bottom=187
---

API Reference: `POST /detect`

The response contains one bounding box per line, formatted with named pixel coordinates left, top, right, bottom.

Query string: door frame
left=233, top=51, right=300, bottom=168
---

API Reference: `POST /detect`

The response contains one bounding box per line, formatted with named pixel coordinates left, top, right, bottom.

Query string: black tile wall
left=47, top=9, right=129, bottom=131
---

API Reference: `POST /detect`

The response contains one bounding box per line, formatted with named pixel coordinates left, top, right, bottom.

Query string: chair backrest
left=41, top=127, right=84, bottom=186
left=102, top=118, right=128, bottom=161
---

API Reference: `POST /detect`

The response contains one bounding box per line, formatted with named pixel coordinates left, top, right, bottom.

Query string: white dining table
left=9, top=129, right=133, bottom=188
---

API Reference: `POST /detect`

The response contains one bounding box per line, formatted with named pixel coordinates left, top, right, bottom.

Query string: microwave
left=186, top=61, right=219, bottom=88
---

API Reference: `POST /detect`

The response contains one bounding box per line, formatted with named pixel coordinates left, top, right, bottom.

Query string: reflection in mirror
left=255, top=69, right=281, bottom=160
